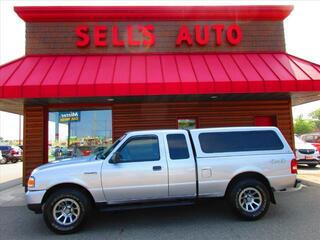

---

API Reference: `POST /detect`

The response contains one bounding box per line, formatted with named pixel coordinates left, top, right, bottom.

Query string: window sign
left=254, top=116, right=276, bottom=126
left=59, top=111, right=81, bottom=123
left=178, top=119, right=197, bottom=129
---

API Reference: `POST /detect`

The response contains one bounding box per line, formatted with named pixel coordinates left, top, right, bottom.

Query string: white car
left=295, top=136, right=319, bottom=168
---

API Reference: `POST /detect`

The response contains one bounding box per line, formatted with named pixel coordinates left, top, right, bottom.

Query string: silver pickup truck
left=26, top=127, right=297, bottom=234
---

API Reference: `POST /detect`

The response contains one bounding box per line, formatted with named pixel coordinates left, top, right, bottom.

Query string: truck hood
left=36, top=156, right=95, bottom=171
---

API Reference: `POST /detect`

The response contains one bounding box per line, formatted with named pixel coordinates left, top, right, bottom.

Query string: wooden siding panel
left=23, top=106, right=46, bottom=185
left=113, top=100, right=293, bottom=147
left=26, top=21, right=285, bottom=54
left=23, top=100, right=293, bottom=185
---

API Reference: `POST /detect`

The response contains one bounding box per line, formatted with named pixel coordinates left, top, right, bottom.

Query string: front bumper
left=27, top=203, right=42, bottom=214
left=25, top=190, right=46, bottom=213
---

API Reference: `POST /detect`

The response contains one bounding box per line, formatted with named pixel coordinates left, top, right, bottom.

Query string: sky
left=0, top=0, right=320, bottom=139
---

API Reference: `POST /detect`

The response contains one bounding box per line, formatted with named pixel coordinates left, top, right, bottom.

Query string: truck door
left=164, top=131, right=197, bottom=198
left=101, top=134, right=169, bottom=203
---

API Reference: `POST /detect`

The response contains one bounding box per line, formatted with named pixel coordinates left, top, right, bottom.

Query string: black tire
left=228, top=179, right=270, bottom=220
left=308, top=164, right=317, bottom=168
left=0, top=157, right=8, bottom=164
left=43, top=188, right=91, bottom=234
left=10, top=158, right=18, bottom=164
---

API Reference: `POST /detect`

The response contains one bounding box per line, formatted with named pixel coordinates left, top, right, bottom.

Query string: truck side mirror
left=109, top=152, right=121, bottom=164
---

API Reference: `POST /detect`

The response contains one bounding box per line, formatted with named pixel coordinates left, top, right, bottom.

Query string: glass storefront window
left=48, top=109, right=112, bottom=161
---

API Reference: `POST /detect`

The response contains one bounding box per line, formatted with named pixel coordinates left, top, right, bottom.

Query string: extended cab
left=26, top=127, right=297, bottom=234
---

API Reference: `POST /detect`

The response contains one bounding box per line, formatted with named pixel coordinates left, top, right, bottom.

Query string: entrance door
left=101, top=134, right=169, bottom=203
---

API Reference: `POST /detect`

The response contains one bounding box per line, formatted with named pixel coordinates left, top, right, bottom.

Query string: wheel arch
left=41, top=183, right=96, bottom=208
left=225, top=172, right=276, bottom=204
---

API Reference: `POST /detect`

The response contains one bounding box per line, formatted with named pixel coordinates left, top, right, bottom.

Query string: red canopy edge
left=14, top=5, right=293, bottom=22
left=0, top=52, right=319, bottom=99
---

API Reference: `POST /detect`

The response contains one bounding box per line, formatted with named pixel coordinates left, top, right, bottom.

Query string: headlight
left=27, top=176, right=35, bottom=188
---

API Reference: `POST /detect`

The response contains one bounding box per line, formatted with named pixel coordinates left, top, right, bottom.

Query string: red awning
left=15, top=6, right=293, bottom=22
left=0, top=53, right=320, bottom=99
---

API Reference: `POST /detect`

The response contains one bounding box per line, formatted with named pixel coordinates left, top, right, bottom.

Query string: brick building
left=0, top=5, right=319, bottom=184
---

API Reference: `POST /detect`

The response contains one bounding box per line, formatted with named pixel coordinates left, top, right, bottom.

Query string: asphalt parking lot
left=0, top=167, right=319, bottom=240
left=297, top=165, right=320, bottom=184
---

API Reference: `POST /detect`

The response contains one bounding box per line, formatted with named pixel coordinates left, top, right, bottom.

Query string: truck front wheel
left=228, top=179, right=270, bottom=220
left=43, top=189, right=91, bottom=234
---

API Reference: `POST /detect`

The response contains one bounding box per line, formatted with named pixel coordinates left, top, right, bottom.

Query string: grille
left=298, top=149, right=315, bottom=154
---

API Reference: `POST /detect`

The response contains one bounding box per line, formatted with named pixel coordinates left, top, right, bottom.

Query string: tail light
left=10, top=149, right=17, bottom=155
left=291, top=159, right=298, bottom=174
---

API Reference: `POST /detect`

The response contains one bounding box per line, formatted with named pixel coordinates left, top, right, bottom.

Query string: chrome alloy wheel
left=238, top=187, right=262, bottom=213
left=53, top=198, right=81, bottom=226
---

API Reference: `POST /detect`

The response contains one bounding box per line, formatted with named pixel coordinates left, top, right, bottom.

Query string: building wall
left=22, top=99, right=293, bottom=184
left=26, top=21, right=285, bottom=54
left=113, top=99, right=293, bottom=146
left=20, top=8, right=294, bottom=185
left=23, top=106, right=47, bottom=184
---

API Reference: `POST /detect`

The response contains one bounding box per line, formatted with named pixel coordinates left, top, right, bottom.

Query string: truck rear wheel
left=228, top=179, right=270, bottom=220
left=43, top=189, right=91, bottom=234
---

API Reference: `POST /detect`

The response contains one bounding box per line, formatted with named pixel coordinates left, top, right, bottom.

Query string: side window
left=167, top=134, right=190, bottom=160
left=199, top=130, right=284, bottom=153
left=118, top=136, right=160, bottom=162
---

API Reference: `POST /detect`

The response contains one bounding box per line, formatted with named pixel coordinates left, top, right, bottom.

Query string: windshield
left=96, top=134, right=126, bottom=159
left=295, top=136, right=306, bottom=145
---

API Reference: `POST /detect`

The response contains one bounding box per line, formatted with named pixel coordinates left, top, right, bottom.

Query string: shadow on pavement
left=87, top=198, right=233, bottom=230
left=0, top=178, right=22, bottom=192
left=298, top=165, right=320, bottom=171
left=0, top=199, right=240, bottom=239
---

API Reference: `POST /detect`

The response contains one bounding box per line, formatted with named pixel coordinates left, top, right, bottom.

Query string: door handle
left=153, top=166, right=162, bottom=171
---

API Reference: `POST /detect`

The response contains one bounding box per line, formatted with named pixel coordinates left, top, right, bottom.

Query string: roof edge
left=3, top=51, right=320, bottom=70
left=14, top=5, right=294, bottom=22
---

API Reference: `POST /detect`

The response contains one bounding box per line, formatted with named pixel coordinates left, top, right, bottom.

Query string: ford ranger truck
left=26, top=127, right=297, bottom=234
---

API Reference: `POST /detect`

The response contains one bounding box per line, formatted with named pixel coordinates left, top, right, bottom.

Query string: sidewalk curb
left=0, top=178, right=22, bottom=192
